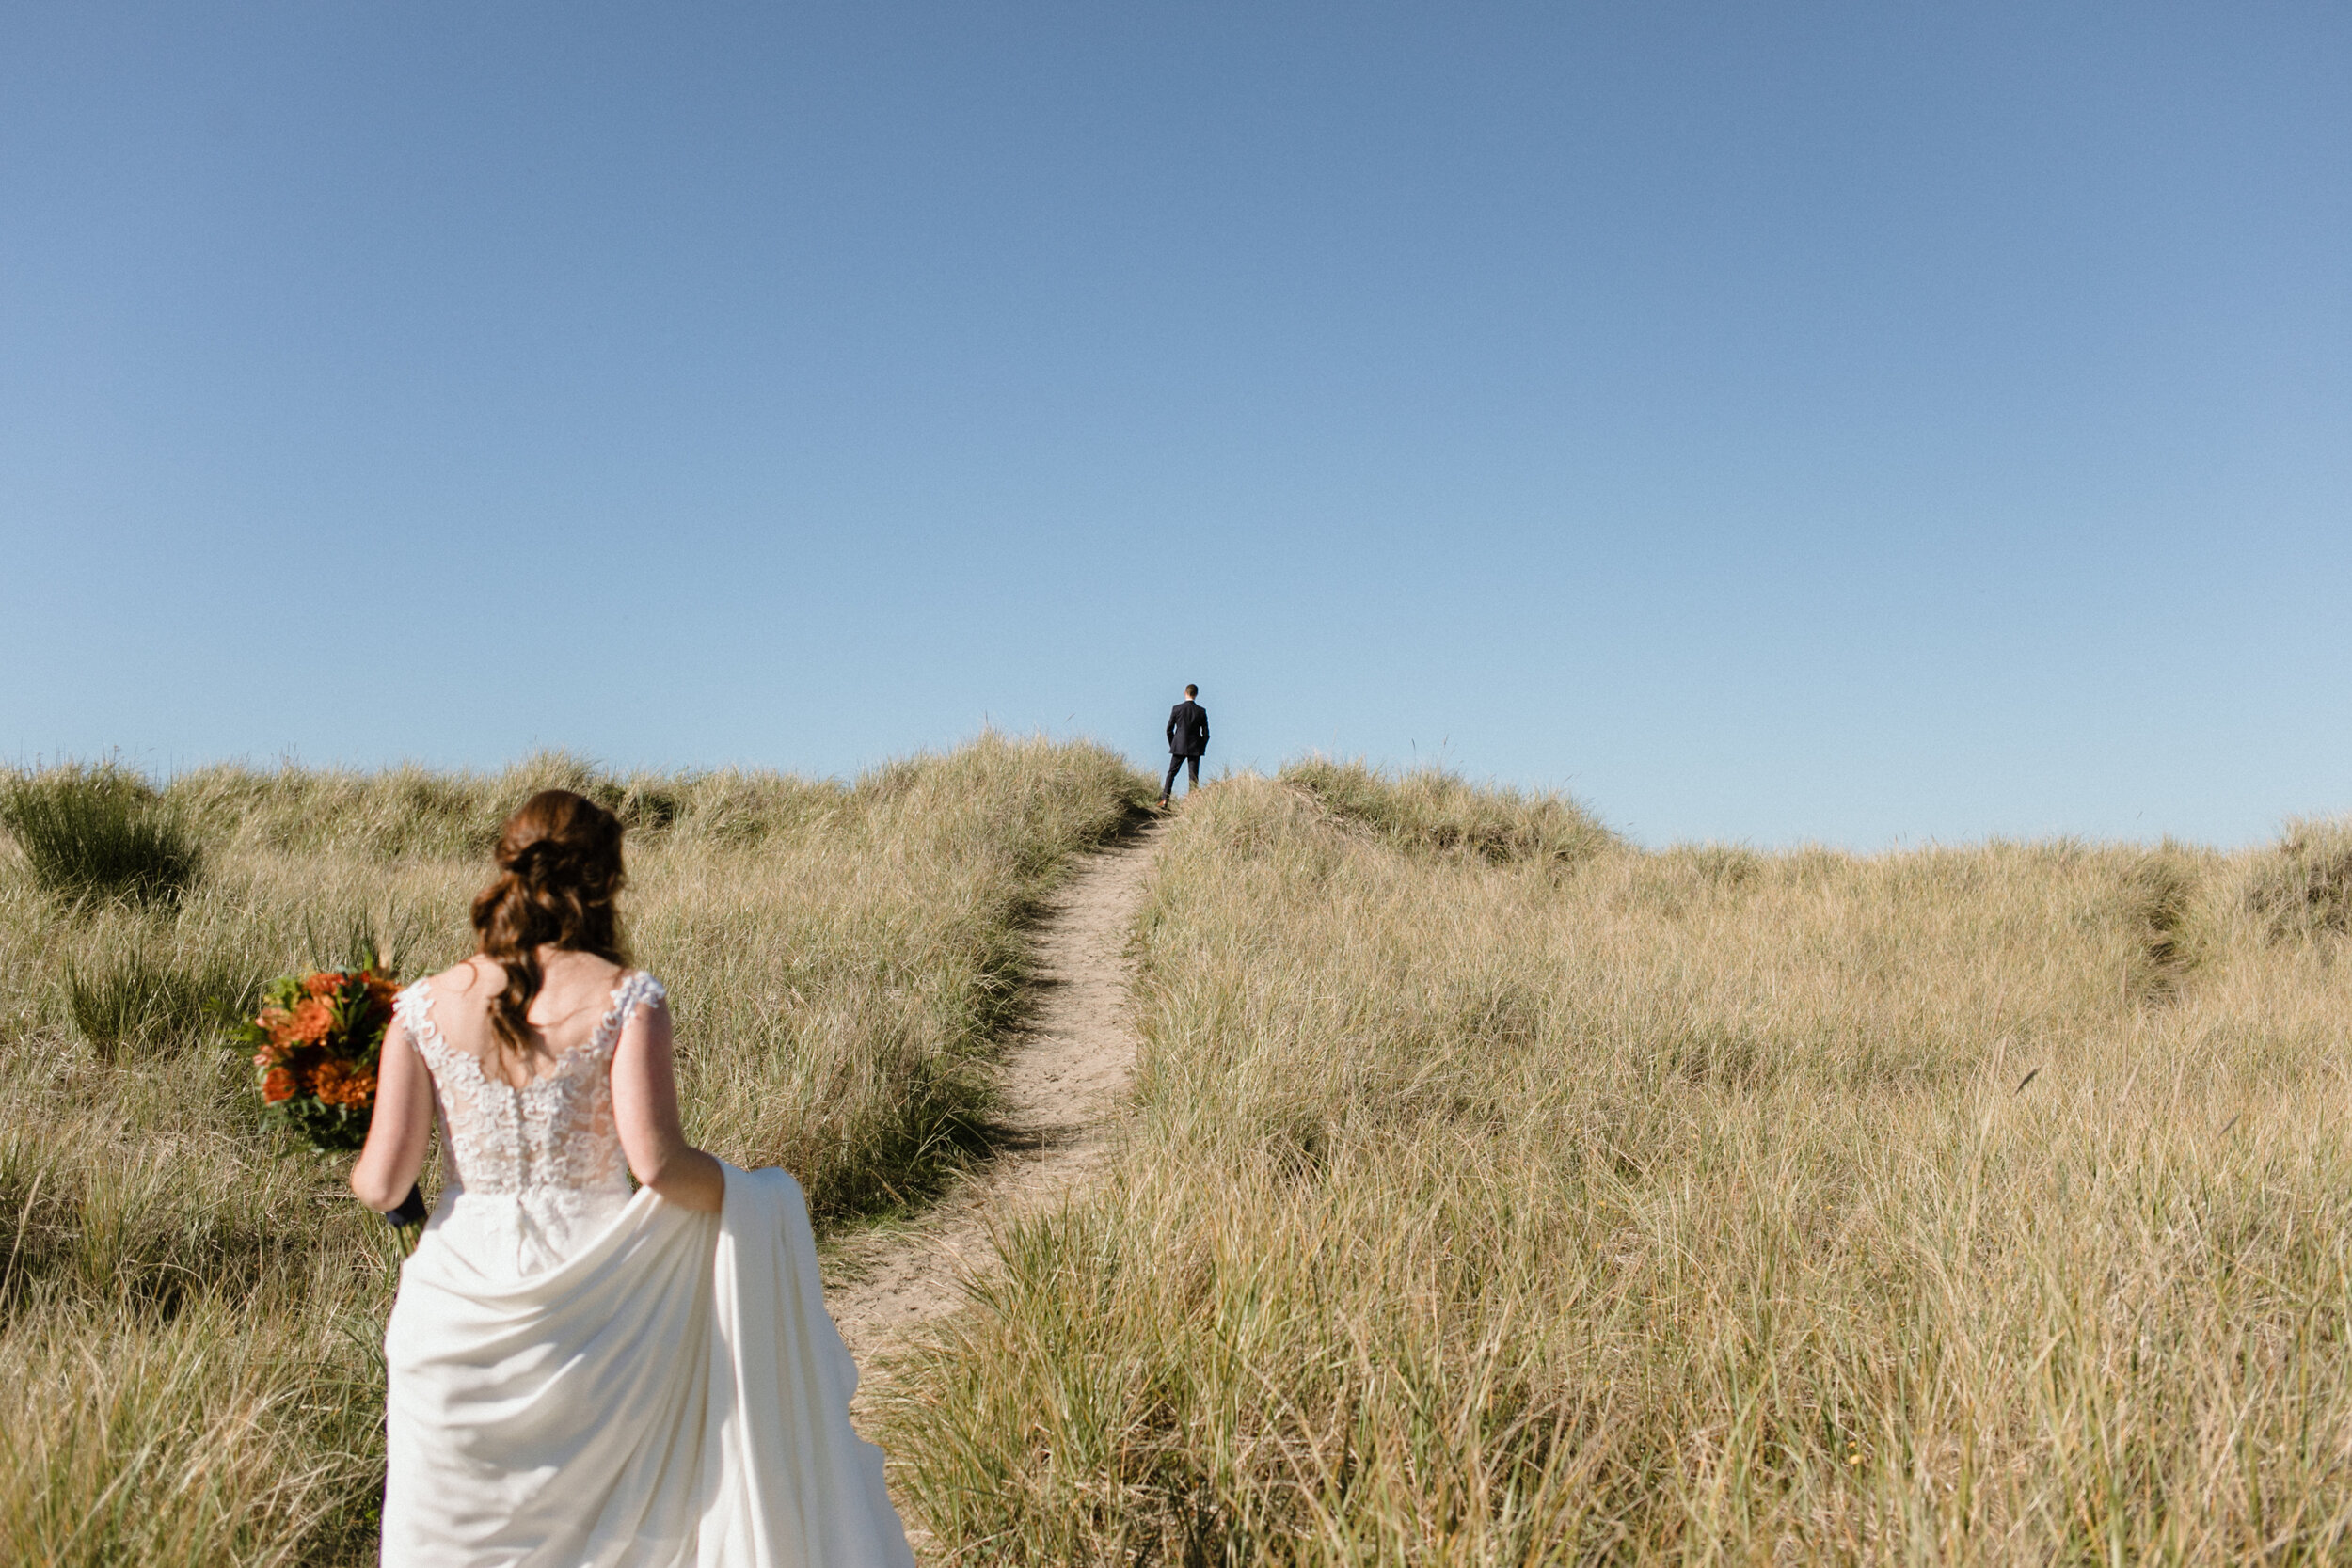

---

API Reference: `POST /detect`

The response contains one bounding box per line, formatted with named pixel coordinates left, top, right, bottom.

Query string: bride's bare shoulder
left=422, top=956, right=500, bottom=999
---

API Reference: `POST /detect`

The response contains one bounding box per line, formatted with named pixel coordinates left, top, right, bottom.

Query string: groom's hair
left=471, top=791, right=630, bottom=1069
left=1184, top=684, right=1198, bottom=697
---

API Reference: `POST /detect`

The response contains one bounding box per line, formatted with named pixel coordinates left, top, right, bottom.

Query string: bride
left=348, top=788, right=915, bottom=1567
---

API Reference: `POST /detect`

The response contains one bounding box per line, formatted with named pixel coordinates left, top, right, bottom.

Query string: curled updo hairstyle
left=469, top=789, right=628, bottom=1067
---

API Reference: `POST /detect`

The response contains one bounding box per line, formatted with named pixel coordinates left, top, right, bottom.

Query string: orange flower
left=289, top=998, right=334, bottom=1045
left=262, top=1067, right=297, bottom=1103
left=313, top=1060, right=376, bottom=1109
left=303, top=971, right=345, bottom=999
left=259, top=1005, right=295, bottom=1046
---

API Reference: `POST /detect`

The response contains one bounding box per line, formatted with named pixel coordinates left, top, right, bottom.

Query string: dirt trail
left=826, top=818, right=1164, bottom=1367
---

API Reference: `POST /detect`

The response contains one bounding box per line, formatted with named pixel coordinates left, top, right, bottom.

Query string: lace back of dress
left=397, top=971, right=663, bottom=1197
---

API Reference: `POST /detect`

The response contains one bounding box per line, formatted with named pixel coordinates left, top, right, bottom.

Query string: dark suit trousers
left=1162, top=753, right=1200, bottom=797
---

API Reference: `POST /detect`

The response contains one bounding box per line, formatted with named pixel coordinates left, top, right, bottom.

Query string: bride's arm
left=351, top=1021, right=434, bottom=1212
left=612, top=995, right=726, bottom=1212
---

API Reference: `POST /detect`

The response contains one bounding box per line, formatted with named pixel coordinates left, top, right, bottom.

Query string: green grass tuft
left=0, top=766, right=204, bottom=910
left=61, top=940, right=262, bottom=1063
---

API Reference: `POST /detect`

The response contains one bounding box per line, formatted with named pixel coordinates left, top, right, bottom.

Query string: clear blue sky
left=3, top=4, right=2345, bottom=847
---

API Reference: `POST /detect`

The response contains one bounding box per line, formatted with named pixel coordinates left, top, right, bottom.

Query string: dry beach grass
left=882, top=765, right=2352, bottom=1564
left=8, top=743, right=2352, bottom=1563
left=0, top=736, right=1146, bottom=1564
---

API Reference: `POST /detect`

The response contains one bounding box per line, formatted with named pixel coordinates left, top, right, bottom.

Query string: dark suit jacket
left=1167, top=701, right=1210, bottom=756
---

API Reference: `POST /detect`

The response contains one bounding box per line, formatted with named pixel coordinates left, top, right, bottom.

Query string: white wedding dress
left=380, top=973, right=915, bottom=1568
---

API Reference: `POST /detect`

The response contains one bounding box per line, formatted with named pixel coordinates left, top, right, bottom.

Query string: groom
left=1161, top=684, right=1210, bottom=805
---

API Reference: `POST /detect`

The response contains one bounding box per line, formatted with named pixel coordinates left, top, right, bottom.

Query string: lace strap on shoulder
left=392, top=979, right=452, bottom=1066
left=590, top=972, right=666, bottom=1057
left=391, top=978, right=432, bottom=1035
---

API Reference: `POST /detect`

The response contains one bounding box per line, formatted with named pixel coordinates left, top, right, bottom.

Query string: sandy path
left=825, top=818, right=1164, bottom=1367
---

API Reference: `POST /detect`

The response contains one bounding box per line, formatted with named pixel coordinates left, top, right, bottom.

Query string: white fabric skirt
left=382, top=1165, right=914, bottom=1568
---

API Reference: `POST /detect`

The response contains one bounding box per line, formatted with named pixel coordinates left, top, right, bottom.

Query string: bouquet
left=234, top=967, right=401, bottom=1153
left=235, top=966, right=428, bottom=1228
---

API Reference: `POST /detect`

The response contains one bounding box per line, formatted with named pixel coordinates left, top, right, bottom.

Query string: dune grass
left=2244, top=815, right=2352, bottom=942
left=62, top=933, right=264, bottom=1062
left=17, top=741, right=2348, bottom=1564
left=0, top=765, right=204, bottom=911
left=1283, top=756, right=1619, bottom=867
left=0, top=735, right=1150, bottom=1564
left=883, top=769, right=2352, bottom=1565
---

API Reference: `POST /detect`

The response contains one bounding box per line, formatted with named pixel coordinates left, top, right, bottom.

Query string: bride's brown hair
left=470, top=789, right=628, bottom=1069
